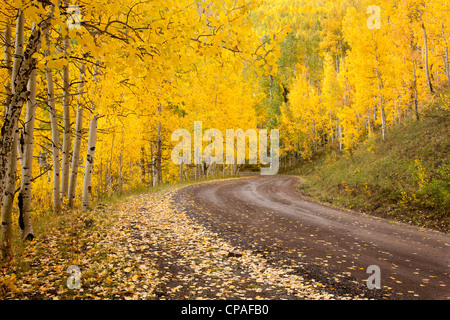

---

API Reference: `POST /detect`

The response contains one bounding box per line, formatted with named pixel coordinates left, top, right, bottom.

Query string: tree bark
left=412, top=57, right=419, bottom=121
left=18, top=67, right=37, bottom=242
left=373, top=33, right=387, bottom=141
left=155, top=104, right=162, bottom=186
left=68, top=62, right=86, bottom=208
left=1, top=21, right=13, bottom=260
left=118, top=152, right=123, bottom=192
left=82, top=64, right=99, bottom=211
left=60, top=2, right=71, bottom=201
left=0, top=20, right=48, bottom=201
left=3, top=22, right=12, bottom=113
left=442, top=24, right=450, bottom=84
left=419, top=12, right=434, bottom=93
left=82, top=112, right=98, bottom=211
left=1, top=131, right=18, bottom=260
left=44, top=26, right=62, bottom=214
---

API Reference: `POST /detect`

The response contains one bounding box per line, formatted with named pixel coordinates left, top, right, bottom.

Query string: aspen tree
left=43, top=10, right=62, bottom=214
left=68, top=62, right=85, bottom=208
left=60, top=0, right=71, bottom=201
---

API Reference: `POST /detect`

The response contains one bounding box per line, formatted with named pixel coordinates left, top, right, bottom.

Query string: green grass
left=287, top=89, right=450, bottom=233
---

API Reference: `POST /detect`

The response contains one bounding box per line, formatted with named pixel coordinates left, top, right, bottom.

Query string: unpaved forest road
left=175, top=175, right=449, bottom=300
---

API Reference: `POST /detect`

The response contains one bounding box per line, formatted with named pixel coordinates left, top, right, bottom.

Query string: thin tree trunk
left=442, top=24, right=450, bottom=84
left=1, top=132, right=18, bottom=260
left=18, top=67, right=37, bottom=242
left=1, top=21, right=14, bottom=260
left=149, top=145, right=154, bottom=188
left=108, top=131, right=115, bottom=192
left=409, top=24, right=420, bottom=121
left=82, top=64, right=99, bottom=211
left=68, top=62, right=85, bottom=208
left=420, top=13, right=434, bottom=93
left=373, top=33, right=387, bottom=140
left=98, top=159, right=103, bottom=198
left=3, top=22, right=12, bottom=114
left=44, top=26, right=62, bottom=214
left=152, top=157, right=157, bottom=187
left=118, top=152, right=123, bottom=192
left=412, top=58, right=420, bottom=121
left=179, top=160, right=184, bottom=183
left=82, top=112, right=98, bottom=211
left=60, top=2, right=71, bottom=201
left=155, top=104, right=162, bottom=186
left=0, top=19, right=49, bottom=201
left=443, top=48, right=450, bottom=84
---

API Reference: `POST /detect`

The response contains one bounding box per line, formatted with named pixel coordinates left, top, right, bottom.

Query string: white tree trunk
left=3, top=21, right=12, bottom=111
left=373, top=33, right=387, bottom=141
left=44, top=27, right=62, bottom=214
left=82, top=112, right=98, bottom=211
left=82, top=64, right=99, bottom=211
left=420, top=13, right=434, bottom=93
left=0, top=17, right=50, bottom=209
left=442, top=24, right=450, bottom=84
left=60, top=4, right=71, bottom=201
left=1, top=22, right=13, bottom=260
left=155, top=104, right=162, bottom=186
left=68, top=62, right=85, bottom=208
left=3, top=11, right=27, bottom=259
left=18, top=67, right=37, bottom=241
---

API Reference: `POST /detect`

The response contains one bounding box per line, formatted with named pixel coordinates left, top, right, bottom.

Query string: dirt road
left=174, top=175, right=449, bottom=300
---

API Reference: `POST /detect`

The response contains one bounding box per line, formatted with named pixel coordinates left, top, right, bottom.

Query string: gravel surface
left=173, top=176, right=450, bottom=300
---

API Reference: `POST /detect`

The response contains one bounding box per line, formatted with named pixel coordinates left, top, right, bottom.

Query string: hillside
left=291, top=88, right=450, bottom=233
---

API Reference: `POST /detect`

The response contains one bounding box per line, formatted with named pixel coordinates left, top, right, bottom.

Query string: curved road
left=174, top=175, right=449, bottom=300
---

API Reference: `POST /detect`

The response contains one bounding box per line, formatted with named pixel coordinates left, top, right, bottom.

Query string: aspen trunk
left=155, top=104, right=162, bottom=186
left=82, top=113, right=98, bottom=211
left=44, top=27, right=62, bottom=214
left=442, top=24, right=450, bottom=84
left=68, top=62, right=86, bottom=208
left=1, top=132, right=17, bottom=260
left=82, top=64, right=99, bottom=211
left=3, top=22, right=12, bottom=112
left=152, top=157, right=157, bottom=188
left=0, top=19, right=49, bottom=203
left=1, top=22, right=14, bottom=260
left=118, top=152, right=123, bottom=192
left=179, top=160, right=184, bottom=183
left=60, top=5, right=71, bottom=201
left=444, top=47, right=450, bottom=84
left=412, top=58, right=419, bottom=121
left=420, top=13, right=434, bottom=93
left=372, top=32, right=387, bottom=141
left=18, top=67, right=37, bottom=242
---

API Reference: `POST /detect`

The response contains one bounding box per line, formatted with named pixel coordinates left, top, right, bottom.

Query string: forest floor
left=1, top=182, right=361, bottom=300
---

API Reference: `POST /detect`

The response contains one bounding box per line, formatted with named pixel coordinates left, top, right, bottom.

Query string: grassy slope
left=289, top=89, right=450, bottom=233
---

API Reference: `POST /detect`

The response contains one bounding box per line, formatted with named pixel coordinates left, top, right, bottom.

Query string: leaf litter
left=1, top=187, right=369, bottom=300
